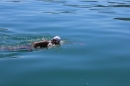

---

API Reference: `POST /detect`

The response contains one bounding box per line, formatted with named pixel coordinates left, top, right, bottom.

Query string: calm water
left=0, top=0, right=130, bottom=86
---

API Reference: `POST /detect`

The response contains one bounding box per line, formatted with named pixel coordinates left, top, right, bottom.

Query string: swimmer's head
left=51, top=36, right=61, bottom=45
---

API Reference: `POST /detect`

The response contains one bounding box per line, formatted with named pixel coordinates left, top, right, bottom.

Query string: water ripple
left=81, top=0, right=98, bottom=2
left=42, top=10, right=75, bottom=14
left=0, top=28, right=8, bottom=31
left=64, top=4, right=92, bottom=8
left=114, top=18, right=130, bottom=21
left=37, top=0, right=66, bottom=3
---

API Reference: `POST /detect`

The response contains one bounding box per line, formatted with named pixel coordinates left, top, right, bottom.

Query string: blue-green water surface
left=0, top=0, right=130, bottom=86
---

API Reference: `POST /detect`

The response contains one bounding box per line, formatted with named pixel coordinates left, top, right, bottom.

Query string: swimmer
left=0, top=36, right=62, bottom=52
left=32, top=36, right=61, bottom=48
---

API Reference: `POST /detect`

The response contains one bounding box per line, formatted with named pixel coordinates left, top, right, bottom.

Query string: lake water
left=0, top=0, right=130, bottom=86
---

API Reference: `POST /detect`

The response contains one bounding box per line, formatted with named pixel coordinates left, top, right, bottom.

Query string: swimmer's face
left=51, top=39, right=60, bottom=45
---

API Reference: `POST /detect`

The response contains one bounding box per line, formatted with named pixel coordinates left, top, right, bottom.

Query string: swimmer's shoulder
left=32, top=41, right=49, bottom=48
